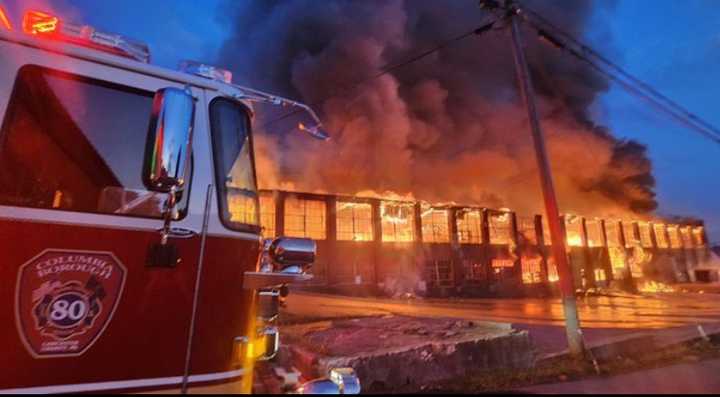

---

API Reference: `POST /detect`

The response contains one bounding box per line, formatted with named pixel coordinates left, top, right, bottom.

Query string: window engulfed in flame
left=258, top=193, right=276, bottom=238
left=594, top=268, right=607, bottom=282
left=381, top=201, right=415, bottom=242
left=566, top=235, right=583, bottom=247
left=680, top=226, right=693, bottom=249
left=640, top=222, right=656, bottom=248
left=627, top=246, right=652, bottom=278
left=653, top=223, right=668, bottom=248
left=337, top=201, right=373, bottom=241
left=517, top=216, right=538, bottom=245
left=585, top=219, right=605, bottom=247
left=488, top=212, right=512, bottom=245
left=420, top=204, right=450, bottom=243
left=457, top=209, right=483, bottom=244
left=284, top=196, right=326, bottom=240
left=667, top=225, right=682, bottom=249
left=228, top=193, right=258, bottom=225
left=546, top=257, right=559, bottom=282
left=605, top=220, right=622, bottom=247
left=692, top=226, right=706, bottom=247
left=565, top=215, right=584, bottom=247
left=521, top=257, right=542, bottom=284
left=608, top=246, right=628, bottom=278
left=623, top=222, right=639, bottom=248
left=542, top=217, right=552, bottom=246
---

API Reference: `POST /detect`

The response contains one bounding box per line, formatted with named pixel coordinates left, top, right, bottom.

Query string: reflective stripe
left=0, top=369, right=244, bottom=394
left=0, top=205, right=261, bottom=241
left=0, top=205, right=166, bottom=231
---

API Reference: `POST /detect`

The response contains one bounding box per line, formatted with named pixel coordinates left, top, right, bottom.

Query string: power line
left=259, top=20, right=497, bottom=131
left=558, top=41, right=720, bottom=144
left=526, top=5, right=720, bottom=140
left=518, top=2, right=720, bottom=144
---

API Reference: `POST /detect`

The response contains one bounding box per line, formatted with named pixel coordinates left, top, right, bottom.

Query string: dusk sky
left=5, top=0, right=719, bottom=242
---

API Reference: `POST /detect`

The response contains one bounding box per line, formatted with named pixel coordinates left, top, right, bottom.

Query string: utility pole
left=493, top=0, right=585, bottom=356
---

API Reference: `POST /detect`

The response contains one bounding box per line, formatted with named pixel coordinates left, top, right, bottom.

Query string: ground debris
left=280, top=315, right=531, bottom=393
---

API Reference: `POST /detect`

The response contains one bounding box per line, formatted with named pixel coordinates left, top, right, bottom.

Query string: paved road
left=286, top=290, right=720, bottom=329
left=521, top=358, right=720, bottom=394
left=285, top=290, right=720, bottom=355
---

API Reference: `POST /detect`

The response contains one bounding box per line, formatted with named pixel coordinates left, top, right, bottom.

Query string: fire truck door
left=0, top=54, right=208, bottom=392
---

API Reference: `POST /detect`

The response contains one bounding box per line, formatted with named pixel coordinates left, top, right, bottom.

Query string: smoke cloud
left=216, top=0, right=656, bottom=218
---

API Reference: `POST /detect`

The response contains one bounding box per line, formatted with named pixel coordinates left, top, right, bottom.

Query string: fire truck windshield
left=0, top=65, right=188, bottom=218
left=209, top=97, right=260, bottom=233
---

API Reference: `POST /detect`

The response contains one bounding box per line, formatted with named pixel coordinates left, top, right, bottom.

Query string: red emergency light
left=0, top=5, right=12, bottom=30
left=20, top=10, right=150, bottom=63
left=22, top=10, right=58, bottom=34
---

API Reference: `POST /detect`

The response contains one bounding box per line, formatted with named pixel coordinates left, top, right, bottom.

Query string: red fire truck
left=0, top=8, right=358, bottom=394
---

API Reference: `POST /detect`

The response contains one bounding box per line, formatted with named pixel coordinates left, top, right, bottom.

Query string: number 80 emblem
left=15, top=250, right=127, bottom=358
left=34, top=281, right=101, bottom=339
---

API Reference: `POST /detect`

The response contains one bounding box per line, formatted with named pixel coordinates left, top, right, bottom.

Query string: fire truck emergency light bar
left=21, top=10, right=150, bottom=63
left=180, top=60, right=331, bottom=140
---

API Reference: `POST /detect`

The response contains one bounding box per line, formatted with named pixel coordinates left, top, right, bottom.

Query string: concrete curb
left=539, top=326, right=720, bottom=365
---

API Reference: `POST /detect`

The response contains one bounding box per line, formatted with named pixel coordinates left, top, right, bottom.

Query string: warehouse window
left=521, top=257, right=543, bottom=284
left=547, top=257, right=559, bottom=282
left=336, top=201, right=373, bottom=241
left=667, top=225, right=681, bottom=249
left=623, top=222, right=639, bottom=248
left=488, top=211, right=513, bottom=245
left=565, top=216, right=585, bottom=247
left=381, top=201, right=415, bottom=242
left=226, top=193, right=258, bottom=226
left=594, top=268, right=607, bottom=282
left=421, top=205, right=450, bottom=243
left=517, top=216, right=538, bottom=245
left=652, top=223, right=667, bottom=248
left=541, top=217, right=552, bottom=246
left=259, top=192, right=276, bottom=238
left=605, top=220, right=622, bottom=247
left=457, top=209, right=483, bottom=244
left=284, top=196, right=326, bottom=240
left=463, top=261, right=488, bottom=282
left=585, top=219, right=605, bottom=247
left=692, top=227, right=706, bottom=247
left=608, top=246, right=628, bottom=277
left=427, top=260, right=454, bottom=287
left=640, top=222, right=655, bottom=248
left=680, top=226, right=693, bottom=249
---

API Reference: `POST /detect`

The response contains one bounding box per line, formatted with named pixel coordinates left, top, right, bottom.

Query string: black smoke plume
left=216, top=0, right=657, bottom=217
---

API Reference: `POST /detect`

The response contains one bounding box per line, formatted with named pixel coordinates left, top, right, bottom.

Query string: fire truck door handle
left=158, top=227, right=199, bottom=239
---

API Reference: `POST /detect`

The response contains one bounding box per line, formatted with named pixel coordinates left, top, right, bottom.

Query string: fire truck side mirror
left=268, top=238, right=316, bottom=269
left=143, top=87, right=195, bottom=194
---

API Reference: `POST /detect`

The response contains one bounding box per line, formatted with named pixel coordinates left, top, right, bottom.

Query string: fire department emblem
left=15, top=250, right=127, bottom=358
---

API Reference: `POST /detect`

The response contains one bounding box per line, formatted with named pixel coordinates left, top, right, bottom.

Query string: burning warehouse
left=230, top=190, right=712, bottom=298
left=216, top=1, right=718, bottom=297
